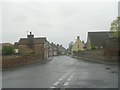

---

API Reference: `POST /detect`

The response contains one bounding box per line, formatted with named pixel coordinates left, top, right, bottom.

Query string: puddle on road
left=106, top=68, right=110, bottom=69
left=110, top=71, right=118, bottom=73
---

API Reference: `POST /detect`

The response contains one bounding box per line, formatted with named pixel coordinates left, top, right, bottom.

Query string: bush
left=2, top=46, right=15, bottom=55
left=91, top=45, right=96, bottom=50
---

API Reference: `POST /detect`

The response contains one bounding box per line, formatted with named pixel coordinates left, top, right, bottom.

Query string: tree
left=69, top=42, right=73, bottom=50
left=69, top=42, right=74, bottom=54
left=82, top=40, right=85, bottom=44
left=110, top=17, right=120, bottom=37
left=2, top=46, right=15, bottom=55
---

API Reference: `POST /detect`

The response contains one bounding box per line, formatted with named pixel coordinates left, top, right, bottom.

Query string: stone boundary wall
left=2, top=54, right=42, bottom=69
left=104, top=38, right=119, bottom=59
left=73, top=49, right=118, bottom=61
left=73, top=49, right=103, bottom=59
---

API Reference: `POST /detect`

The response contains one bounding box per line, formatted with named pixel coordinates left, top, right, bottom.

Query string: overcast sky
left=1, top=0, right=118, bottom=48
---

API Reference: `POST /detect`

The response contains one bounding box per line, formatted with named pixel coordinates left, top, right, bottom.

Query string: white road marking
left=67, top=78, right=71, bottom=82
left=66, top=73, right=76, bottom=84
left=68, top=66, right=78, bottom=74
left=50, top=66, right=78, bottom=88
left=59, top=78, right=63, bottom=81
left=63, top=81, right=69, bottom=86
left=50, top=86, right=55, bottom=88
left=70, top=73, right=75, bottom=78
left=53, top=81, right=60, bottom=86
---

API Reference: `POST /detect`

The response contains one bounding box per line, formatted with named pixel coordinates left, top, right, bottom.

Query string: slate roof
left=58, top=45, right=66, bottom=51
left=33, top=38, right=47, bottom=44
left=19, top=38, right=28, bottom=44
left=87, top=31, right=113, bottom=48
left=0, top=43, right=13, bottom=46
left=17, top=37, right=47, bottom=45
left=51, top=44, right=57, bottom=47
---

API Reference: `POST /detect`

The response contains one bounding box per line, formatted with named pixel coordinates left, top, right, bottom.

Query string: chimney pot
left=30, top=32, right=32, bottom=35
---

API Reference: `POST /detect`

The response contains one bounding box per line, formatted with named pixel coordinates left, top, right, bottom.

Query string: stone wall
left=16, top=44, right=45, bottom=58
left=16, top=45, right=34, bottom=54
left=73, top=49, right=104, bottom=60
left=2, top=54, right=43, bottom=69
left=73, top=48, right=118, bottom=62
left=34, top=44, right=43, bottom=54
left=104, top=38, right=119, bottom=59
left=34, top=44, right=45, bottom=60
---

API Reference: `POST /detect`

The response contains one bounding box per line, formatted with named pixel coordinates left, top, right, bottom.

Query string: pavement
left=2, top=56, right=118, bottom=88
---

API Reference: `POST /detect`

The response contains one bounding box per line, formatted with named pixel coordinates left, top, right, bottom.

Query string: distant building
left=14, top=32, right=49, bottom=60
left=66, top=48, right=71, bottom=55
left=85, top=31, right=113, bottom=50
left=48, top=42, right=53, bottom=57
left=72, top=36, right=84, bottom=53
left=51, top=42, right=58, bottom=56
left=57, top=44, right=66, bottom=55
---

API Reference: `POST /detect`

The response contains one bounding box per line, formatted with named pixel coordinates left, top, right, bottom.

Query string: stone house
left=14, top=32, right=49, bottom=60
left=57, top=44, right=66, bottom=55
left=66, top=48, right=71, bottom=55
left=51, top=42, right=58, bottom=56
left=85, top=31, right=113, bottom=50
left=72, top=36, right=84, bottom=54
left=48, top=42, right=53, bottom=57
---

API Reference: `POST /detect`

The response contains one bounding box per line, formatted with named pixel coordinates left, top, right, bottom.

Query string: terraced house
left=14, top=32, right=49, bottom=60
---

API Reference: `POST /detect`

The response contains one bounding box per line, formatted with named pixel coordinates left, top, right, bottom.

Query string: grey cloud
left=2, top=2, right=118, bottom=48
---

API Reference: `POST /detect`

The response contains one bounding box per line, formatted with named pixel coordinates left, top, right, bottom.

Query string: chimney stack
left=51, top=42, right=54, bottom=45
left=27, top=32, right=34, bottom=48
left=77, top=36, right=80, bottom=39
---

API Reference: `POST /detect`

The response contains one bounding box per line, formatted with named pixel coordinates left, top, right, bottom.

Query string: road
left=2, top=56, right=118, bottom=88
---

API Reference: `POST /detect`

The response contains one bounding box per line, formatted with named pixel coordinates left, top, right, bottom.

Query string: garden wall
left=2, top=54, right=43, bottom=69
left=73, top=49, right=118, bottom=62
left=104, top=38, right=119, bottom=59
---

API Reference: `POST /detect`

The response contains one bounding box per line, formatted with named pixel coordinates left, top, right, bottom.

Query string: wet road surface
left=2, top=56, right=118, bottom=88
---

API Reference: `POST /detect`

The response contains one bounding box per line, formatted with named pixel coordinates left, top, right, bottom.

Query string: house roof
left=87, top=31, right=113, bottom=48
left=17, top=37, right=47, bottom=45
left=19, top=38, right=28, bottom=44
left=0, top=43, right=13, bottom=46
left=33, top=38, right=47, bottom=44
left=58, top=45, right=66, bottom=51
left=51, top=44, right=57, bottom=47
